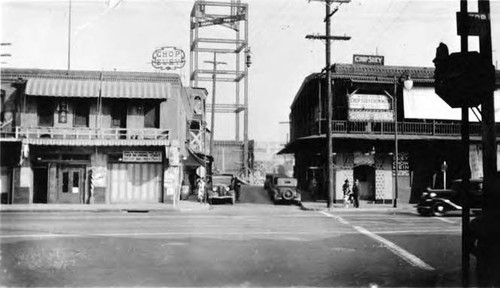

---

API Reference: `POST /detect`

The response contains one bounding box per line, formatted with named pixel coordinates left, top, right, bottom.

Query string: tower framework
left=190, top=0, right=250, bottom=176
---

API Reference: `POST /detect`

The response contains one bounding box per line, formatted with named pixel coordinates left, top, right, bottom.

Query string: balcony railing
left=1, top=127, right=170, bottom=141
left=296, top=120, right=490, bottom=139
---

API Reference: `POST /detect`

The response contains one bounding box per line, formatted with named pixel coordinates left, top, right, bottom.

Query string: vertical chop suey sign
left=152, top=47, right=186, bottom=70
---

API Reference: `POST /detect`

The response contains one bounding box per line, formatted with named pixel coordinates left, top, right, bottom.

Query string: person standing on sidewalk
left=342, top=179, right=352, bottom=208
left=352, top=179, right=360, bottom=208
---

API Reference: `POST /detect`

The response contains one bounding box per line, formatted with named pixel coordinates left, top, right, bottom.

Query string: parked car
left=208, top=174, right=237, bottom=205
left=265, top=174, right=301, bottom=205
left=416, top=178, right=483, bottom=216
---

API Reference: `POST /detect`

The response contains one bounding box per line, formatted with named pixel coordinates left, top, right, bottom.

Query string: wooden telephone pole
left=307, top=0, right=350, bottom=209
left=205, top=53, right=227, bottom=155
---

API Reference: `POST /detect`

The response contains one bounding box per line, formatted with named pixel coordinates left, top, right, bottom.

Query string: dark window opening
left=144, top=102, right=159, bottom=128
left=111, top=102, right=127, bottom=128
left=38, top=99, right=54, bottom=126
left=74, top=101, right=89, bottom=127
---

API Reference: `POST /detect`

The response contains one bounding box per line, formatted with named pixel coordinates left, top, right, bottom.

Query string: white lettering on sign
left=123, top=151, right=162, bottom=162
left=353, top=54, right=384, bottom=65
left=348, top=110, right=394, bottom=122
left=152, top=47, right=186, bottom=70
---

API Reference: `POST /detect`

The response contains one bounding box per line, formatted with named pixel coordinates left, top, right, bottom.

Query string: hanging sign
left=151, top=47, right=186, bottom=70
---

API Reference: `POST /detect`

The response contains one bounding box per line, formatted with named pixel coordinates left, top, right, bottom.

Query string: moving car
left=416, top=178, right=483, bottom=216
left=208, top=174, right=237, bottom=205
left=265, top=174, right=301, bottom=204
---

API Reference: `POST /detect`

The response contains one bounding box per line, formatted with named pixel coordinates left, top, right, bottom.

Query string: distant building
left=0, top=68, right=209, bottom=205
left=250, top=141, right=294, bottom=183
left=280, top=63, right=500, bottom=204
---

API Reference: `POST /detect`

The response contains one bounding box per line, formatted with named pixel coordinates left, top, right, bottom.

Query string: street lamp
left=385, top=73, right=413, bottom=208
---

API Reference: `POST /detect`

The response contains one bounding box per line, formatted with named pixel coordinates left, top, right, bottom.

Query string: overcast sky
left=1, top=0, right=499, bottom=142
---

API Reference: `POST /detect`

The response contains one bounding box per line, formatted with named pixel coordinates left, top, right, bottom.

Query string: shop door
left=58, top=166, right=85, bottom=204
left=108, top=163, right=162, bottom=203
left=354, top=165, right=376, bottom=201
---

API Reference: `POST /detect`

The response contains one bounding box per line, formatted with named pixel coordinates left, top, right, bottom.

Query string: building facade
left=1, top=68, right=207, bottom=205
left=281, top=63, right=500, bottom=204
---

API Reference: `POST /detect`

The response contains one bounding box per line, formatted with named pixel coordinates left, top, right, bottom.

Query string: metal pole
left=67, top=0, right=72, bottom=71
left=393, top=77, right=399, bottom=208
left=325, top=0, right=334, bottom=209
left=458, top=0, right=470, bottom=285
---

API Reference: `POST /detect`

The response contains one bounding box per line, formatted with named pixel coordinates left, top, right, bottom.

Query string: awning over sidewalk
left=184, top=145, right=213, bottom=167
left=25, top=78, right=172, bottom=99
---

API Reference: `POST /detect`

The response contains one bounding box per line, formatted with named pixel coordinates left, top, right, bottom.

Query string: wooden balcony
left=1, top=127, right=170, bottom=146
left=293, top=120, right=496, bottom=140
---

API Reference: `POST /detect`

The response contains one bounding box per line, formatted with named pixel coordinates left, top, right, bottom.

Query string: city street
left=0, top=187, right=468, bottom=287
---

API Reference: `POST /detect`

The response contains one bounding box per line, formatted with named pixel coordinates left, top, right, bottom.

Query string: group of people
left=342, top=179, right=359, bottom=208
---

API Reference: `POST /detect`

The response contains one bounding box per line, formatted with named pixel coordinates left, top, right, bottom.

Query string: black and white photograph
left=1, top=0, right=500, bottom=287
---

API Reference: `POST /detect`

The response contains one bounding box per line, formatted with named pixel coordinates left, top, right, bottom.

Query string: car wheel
left=432, top=203, right=446, bottom=217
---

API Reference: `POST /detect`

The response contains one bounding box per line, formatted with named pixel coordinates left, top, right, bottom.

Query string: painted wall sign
left=353, top=54, right=384, bottom=66
left=152, top=47, right=186, bottom=70
left=123, top=151, right=162, bottom=162
left=349, top=93, right=391, bottom=110
left=348, top=110, right=394, bottom=122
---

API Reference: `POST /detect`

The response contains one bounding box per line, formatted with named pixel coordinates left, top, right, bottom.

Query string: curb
left=300, top=202, right=417, bottom=213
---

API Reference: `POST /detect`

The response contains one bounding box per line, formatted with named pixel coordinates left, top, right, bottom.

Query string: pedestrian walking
left=352, top=178, right=360, bottom=208
left=308, top=177, right=318, bottom=202
left=196, top=177, right=206, bottom=203
left=342, top=179, right=352, bottom=207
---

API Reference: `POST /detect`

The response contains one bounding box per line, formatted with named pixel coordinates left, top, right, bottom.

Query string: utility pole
left=459, top=1, right=471, bottom=286
left=477, top=0, right=500, bottom=286
left=205, top=53, right=227, bottom=156
left=307, top=0, right=350, bottom=209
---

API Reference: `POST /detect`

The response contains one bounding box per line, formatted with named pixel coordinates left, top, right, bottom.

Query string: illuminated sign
left=353, top=54, right=384, bottom=66
left=152, top=47, right=186, bottom=70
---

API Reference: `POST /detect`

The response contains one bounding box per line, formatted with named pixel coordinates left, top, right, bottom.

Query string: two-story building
left=280, top=62, right=500, bottom=204
left=1, top=68, right=208, bottom=205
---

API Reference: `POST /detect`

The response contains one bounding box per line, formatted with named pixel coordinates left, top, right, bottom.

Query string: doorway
left=57, top=165, right=85, bottom=204
left=353, top=165, right=376, bottom=201
left=33, top=167, right=48, bottom=203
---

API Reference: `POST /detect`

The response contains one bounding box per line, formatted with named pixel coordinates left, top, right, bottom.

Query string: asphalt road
left=0, top=186, right=470, bottom=287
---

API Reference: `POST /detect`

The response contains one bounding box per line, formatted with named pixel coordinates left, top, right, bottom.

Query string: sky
left=1, top=0, right=500, bottom=143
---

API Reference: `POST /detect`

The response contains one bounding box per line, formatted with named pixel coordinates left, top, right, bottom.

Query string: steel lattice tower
left=190, top=0, right=250, bottom=176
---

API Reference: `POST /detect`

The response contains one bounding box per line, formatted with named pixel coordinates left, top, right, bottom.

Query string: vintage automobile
left=416, top=178, right=483, bottom=216
left=208, top=174, right=237, bottom=205
left=265, top=174, right=301, bottom=204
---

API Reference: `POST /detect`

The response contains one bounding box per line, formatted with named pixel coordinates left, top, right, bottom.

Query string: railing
left=3, top=127, right=170, bottom=141
left=301, top=120, right=488, bottom=138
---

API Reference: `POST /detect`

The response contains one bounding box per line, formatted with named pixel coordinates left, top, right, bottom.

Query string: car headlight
left=422, top=192, right=428, bottom=197
left=225, top=186, right=230, bottom=192
left=212, top=187, right=217, bottom=192
left=430, top=192, right=437, bottom=197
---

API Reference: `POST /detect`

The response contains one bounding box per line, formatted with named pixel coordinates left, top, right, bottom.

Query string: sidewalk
left=0, top=200, right=210, bottom=213
left=300, top=200, right=416, bottom=213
